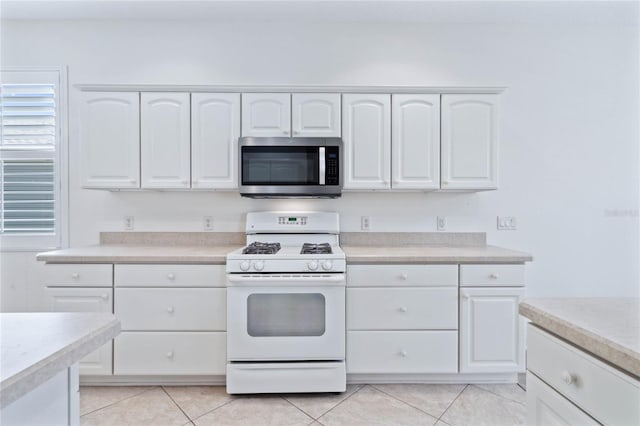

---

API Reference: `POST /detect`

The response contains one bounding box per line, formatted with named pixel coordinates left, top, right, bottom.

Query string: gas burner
left=301, top=242, right=333, bottom=255
left=242, top=242, right=281, bottom=255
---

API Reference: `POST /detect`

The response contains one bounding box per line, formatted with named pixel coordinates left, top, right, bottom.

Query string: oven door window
left=241, top=146, right=319, bottom=185
left=247, top=293, right=325, bottom=336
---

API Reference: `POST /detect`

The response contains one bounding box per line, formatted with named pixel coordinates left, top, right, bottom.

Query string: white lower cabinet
left=114, top=332, right=226, bottom=375
left=527, top=324, right=640, bottom=425
left=43, top=264, right=114, bottom=376
left=113, top=264, right=227, bottom=376
left=346, top=264, right=459, bottom=375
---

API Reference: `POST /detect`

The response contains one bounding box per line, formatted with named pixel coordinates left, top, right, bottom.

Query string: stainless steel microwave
left=239, top=137, right=342, bottom=198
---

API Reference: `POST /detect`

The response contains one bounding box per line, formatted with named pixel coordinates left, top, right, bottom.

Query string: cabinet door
left=241, top=93, right=291, bottom=137
left=79, top=92, right=140, bottom=189
left=459, top=287, right=524, bottom=373
left=292, top=93, right=341, bottom=137
left=191, top=93, right=240, bottom=189
left=141, top=92, right=191, bottom=189
left=44, top=287, right=113, bottom=375
left=526, top=372, right=600, bottom=425
left=392, top=94, right=440, bottom=189
left=441, top=94, right=498, bottom=190
left=342, top=94, right=391, bottom=189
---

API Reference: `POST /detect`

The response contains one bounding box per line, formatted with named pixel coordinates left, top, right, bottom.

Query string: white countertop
left=519, top=298, right=640, bottom=378
left=0, top=312, right=120, bottom=408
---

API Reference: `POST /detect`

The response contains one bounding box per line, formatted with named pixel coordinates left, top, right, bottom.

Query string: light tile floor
left=80, top=383, right=526, bottom=426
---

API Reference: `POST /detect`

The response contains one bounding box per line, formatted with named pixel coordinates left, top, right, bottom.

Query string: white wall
left=1, top=18, right=638, bottom=311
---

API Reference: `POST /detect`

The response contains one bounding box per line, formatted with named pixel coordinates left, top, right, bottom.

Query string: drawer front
left=115, top=264, right=225, bottom=287
left=347, top=288, right=457, bottom=330
left=347, top=265, right=457, bottom=287
left=114, top=332, right=226, bottom=375
left=527, top=324, right=640, bottom=425
left=115, top=288, right=225, bottom=331
left=43, top=264, right=112, bottom=287
left=347, top=331, right=458, bottom=374
left=459, top=264, right=524, bottom=287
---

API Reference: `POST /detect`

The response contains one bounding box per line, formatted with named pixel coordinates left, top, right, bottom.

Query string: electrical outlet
left=437, top=216, right=447, bottom=231
left=203, top=216, right=214, bottom=231
left=124, top=216, right=134, bottom=231
left=497, top=216, right=517, bottom=230
left=361, top=216, right=371, bottom=231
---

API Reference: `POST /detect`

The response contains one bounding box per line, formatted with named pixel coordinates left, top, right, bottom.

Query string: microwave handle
left=319, top=147, right=326, bottom=185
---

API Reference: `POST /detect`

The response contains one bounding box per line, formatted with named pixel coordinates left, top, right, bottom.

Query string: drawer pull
left=166, top=351, right=174, bottom=359
left=399, top=273, right=408, bottom=280
left=561, top=371, right=576, bottom=385
left=398, top=306, right=408, bottom=313
left=489, top=273, right=499, bottom=279
left=399, top=350, right=408, bottom=357
left=71, top=273, right=80, bottom=279
left=167, top=306, right=175, bottom=314
left=101, top=293, right=109, bottom=300
left=167, top=273, right=176, bottom=281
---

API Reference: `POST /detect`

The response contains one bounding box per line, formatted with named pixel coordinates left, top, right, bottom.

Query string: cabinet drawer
left=115, top=288, right=225, bottom=331
left=347, top=265, right=457, bottom=287
left=459, top=264, right=524, bottom=287
left=527, top=324, right=640, bottom=425
left=115, top=264, right=225, bottom=287
left=114, top=332, right=226, bottom=375
left=43, top=264, right=112, bottom=287
left=347, top=331, right=457, bottom=374
left=347, top=288, right=457, bottom=330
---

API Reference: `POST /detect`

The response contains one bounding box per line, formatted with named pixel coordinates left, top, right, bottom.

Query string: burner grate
left=242, top=242, right=281, bottom=255
left=301, top=242, right=333, bottom=255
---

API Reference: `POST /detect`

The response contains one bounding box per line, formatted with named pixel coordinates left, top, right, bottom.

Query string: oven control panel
left=278, top=216, right=307, bottom=226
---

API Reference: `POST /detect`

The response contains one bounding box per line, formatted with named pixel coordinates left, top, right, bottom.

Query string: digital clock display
left=288, top=217, right=297, bottom=222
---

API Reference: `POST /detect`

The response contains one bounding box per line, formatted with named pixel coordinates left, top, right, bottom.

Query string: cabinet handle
left=167, top=273, right=175, bottom=280
left=399, top=350, right=408, bottom=357
left=442, top=180, right=449, bottom=184
left=166, top=351, right=174, bottom=359
left=129, top=179, right=136, bottom=184
left=399, top=273, right=408, bottom=280
left=167, top=306, right=174, bottom=314
left=561, top=371, right=576, bottom=385
left=462, top=294, right=470, bottom=300
left=398, top=306, right=408, bottom=313
left=71, top=273, right=80, bottom=280
left=490, top=273, right=499, bottom=279
left=282, top=130, right=289, bottom=135
left=181, top=180, right=188, bottom=185
left=101, top=293, right=109, bottom=300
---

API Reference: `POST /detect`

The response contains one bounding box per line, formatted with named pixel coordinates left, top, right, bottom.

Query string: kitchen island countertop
left=0, top=312, right=120, bottom=408
left=519, top=298, right=640, bottom=378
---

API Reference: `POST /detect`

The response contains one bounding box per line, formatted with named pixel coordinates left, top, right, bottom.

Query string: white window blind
left=1, top=69, right=66, bottom=251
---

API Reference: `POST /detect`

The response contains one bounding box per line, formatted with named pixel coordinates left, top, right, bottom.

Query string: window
left=1, top=68, right=67, bottom=251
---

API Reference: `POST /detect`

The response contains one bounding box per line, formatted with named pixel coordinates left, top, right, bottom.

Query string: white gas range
left=225, top=212, right=346, bottom=394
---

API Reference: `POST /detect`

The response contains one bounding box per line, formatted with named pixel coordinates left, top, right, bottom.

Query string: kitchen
left=0, top=1, right=638, bottom=425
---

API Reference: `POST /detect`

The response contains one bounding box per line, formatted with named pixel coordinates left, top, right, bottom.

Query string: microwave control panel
left=325, top=147, right=340, bottom=185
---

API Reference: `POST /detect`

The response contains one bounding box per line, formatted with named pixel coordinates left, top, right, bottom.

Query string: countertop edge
left=0, top=317, right=121, bottom=409
left=519, top=302, right=639, bottom=379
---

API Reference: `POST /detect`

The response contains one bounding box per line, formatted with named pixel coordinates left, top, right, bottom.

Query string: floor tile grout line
left=314, top=384, right=366, bottom=422
left=280, top=395, right=318, bottom=422
left=369, top=383, right=450, bottom=422
left=187, top=394, right=239, bottom=423
left=472, top=383, right=527, bottom=406
left=79, top=386, right=159, bottom=417
left=161, top=386, right=194, bottom=423
left=436, top=384, right=469, bottom=423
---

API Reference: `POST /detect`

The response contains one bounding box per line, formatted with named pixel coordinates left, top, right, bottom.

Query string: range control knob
left=321, top=260, right=333, bottom=271
left=240, top=261, right=251, bottom=271
left=253, top=261, right=265, bottom=272
left=307, top=260, right=319, bottom=271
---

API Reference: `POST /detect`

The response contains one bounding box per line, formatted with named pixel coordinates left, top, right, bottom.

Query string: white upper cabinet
left=392, top=94, right=440, bottom=190
left=191, top=93, right=240, bottom=189
left=342, top=94, right=391, bottom=190
left=241, top=93, right=291, bottom=137
left=141, top=93, right=191, bottom=189
left=441, top=94, right=499, bottom=190
left=291, top=93, right=341, bottom=137
left=80, top=92, right=140, bottom=189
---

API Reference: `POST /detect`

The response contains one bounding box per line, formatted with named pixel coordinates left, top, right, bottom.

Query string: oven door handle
left=227, top=273, right=345, bottom=286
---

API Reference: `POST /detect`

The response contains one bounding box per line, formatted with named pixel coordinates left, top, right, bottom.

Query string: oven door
left=227, top=275, right=345, bottom=361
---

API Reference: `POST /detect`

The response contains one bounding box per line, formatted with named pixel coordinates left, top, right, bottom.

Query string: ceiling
left=0, top=0, right=638, bottom=24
